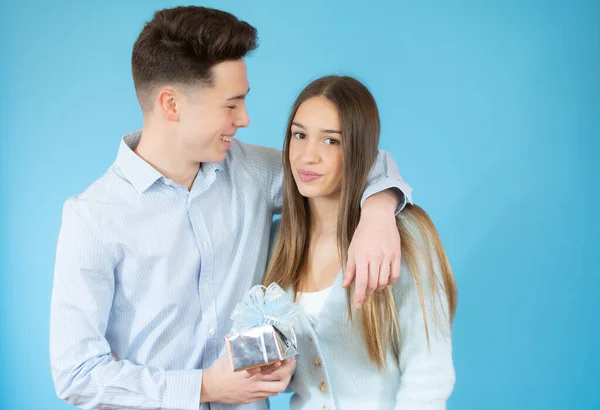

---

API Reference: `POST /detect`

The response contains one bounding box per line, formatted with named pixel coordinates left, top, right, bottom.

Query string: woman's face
left=289, top=96, right=344, bottom=200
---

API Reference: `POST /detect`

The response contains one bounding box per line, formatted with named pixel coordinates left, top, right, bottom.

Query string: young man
left=50, top=6, right=413, bottom=410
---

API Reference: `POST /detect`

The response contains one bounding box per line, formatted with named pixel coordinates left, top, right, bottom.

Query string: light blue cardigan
left=273, top=216, right=456, bottom=410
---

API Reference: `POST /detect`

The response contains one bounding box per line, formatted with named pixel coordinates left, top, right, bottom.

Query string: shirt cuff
left=163, top=369, right=203, bottom=410
left=361, top=177, right=413, bottom=215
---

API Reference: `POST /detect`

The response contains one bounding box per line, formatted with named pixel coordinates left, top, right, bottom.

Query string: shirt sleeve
left=50, top=199, right=203, bottom=410
left=234, top=142, right=284, bottom=215
left=361, top=149, right=413, bottom=215
left=392, top=220, right=455, bottom=410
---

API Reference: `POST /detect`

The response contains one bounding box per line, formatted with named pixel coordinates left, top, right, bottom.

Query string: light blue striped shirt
left=50, top=131, right=412, bottom=410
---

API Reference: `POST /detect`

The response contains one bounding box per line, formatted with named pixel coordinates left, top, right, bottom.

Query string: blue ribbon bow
left=230, top=283, right=301, bottom=340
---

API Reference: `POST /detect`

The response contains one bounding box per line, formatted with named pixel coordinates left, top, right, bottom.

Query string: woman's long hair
left=263, top=76, right=457, bottom=368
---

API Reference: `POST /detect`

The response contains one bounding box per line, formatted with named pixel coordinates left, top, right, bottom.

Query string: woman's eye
left=324, top=137, right=340, bottom=145
left=293, top=132, right=306, bottom=139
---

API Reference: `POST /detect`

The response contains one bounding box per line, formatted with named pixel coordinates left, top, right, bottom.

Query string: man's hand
left=343, top=189, right=402, bottom=308
left=201, top=356, right=295, bottom=404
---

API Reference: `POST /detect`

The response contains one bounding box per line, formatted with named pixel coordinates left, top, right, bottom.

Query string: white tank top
left=296, top=285, right=334, bottom=319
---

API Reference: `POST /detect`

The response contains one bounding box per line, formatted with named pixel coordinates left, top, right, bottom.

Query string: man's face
left=176, top=59, right=250, bottom=163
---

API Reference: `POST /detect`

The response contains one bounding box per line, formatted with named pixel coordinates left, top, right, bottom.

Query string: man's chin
left=202, top=151, right=227, bottom=164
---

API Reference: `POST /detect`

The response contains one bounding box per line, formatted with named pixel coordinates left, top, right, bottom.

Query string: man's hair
left=132, top=6, right=258, bottom=112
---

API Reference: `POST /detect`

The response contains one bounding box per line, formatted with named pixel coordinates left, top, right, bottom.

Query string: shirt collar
left=115, top=130, right=224, bottom=193
left=115, top=131, right=163, bottom=193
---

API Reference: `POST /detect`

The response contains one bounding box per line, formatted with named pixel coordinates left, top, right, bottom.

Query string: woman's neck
left=307, top=196, right=339, bottom=238
left=300, top=196, right=342, bottom=292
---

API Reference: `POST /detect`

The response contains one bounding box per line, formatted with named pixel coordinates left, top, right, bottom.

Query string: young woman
left=263, top=76, right=457, bottom=410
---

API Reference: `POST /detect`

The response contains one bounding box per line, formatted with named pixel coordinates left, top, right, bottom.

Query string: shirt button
left=202, top=241, right=209, bottom=248
left=308, top=333, right=314, bottom=342
left=209, top=328, right=215, bottom=335
left=313, top=357, right=322, bottom=367
left=202, top=284, right=210, bottom=292
left=319, top=382, right=327, bottom=393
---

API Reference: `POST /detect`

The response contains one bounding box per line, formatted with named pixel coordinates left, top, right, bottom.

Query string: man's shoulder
left=226, top=139, right=282, bottom=166
left=218, top=140, right=283, bottom=186
left=62, top=163, right=130, bottom=217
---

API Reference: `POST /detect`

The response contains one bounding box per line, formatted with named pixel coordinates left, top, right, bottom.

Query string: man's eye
left=227, top=105, right=237, bottom=110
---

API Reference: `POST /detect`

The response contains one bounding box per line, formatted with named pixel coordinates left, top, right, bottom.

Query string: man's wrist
left=362, top=189, right=399, bottom=217
left=200, top=367, right=214, bottom=403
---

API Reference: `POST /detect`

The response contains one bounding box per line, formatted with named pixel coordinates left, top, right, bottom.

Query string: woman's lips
left=298, top=170, right=323, bottom=183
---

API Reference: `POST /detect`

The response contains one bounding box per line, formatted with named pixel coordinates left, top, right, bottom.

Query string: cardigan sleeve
left=392, top=222, right=456, bottom=410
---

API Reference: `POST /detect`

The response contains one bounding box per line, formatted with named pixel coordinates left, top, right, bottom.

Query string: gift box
left=225, top=283, right=300, bottom=372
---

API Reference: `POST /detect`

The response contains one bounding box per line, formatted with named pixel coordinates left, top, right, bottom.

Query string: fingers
left=377, top=259, right=391, bottom=292
left=245, top=367, right=262, bottom=377
left=256, top=360, right=295, bottom=393
left=366, top=260, right=379, bottom=299
left=342, top=256, right=356, bottom=288
left=256, top=361, right=282, bottom=375
left=259, top=373, right=285, bottom=382
left=256, top=380, right=290, bottom=395
left=239, top=360, right=295, bottom=403
left=388, top=252, right=401, bottom=285
left=257, top=359, right=295, bottom=380
left=273, top=359, right=295, bottom=375
left=246, top=359, right=293, bottom=379
left=352, top=260, right=369, bottom=308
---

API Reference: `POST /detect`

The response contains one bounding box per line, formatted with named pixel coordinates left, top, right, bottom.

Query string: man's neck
left=135, top=126, right=199, bottom=191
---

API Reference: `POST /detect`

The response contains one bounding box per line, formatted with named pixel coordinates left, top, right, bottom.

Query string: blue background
left=1, top=1, right=598, bottom=409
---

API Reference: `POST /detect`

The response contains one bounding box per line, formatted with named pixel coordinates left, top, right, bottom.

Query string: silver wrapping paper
left=224, top=283, right=301, bottom=372
left=225, top=324, right=299, bottom=372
